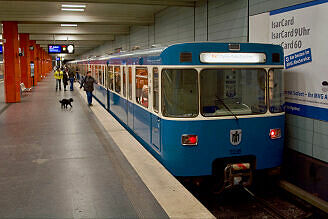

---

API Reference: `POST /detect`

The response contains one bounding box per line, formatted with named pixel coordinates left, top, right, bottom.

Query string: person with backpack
left=80, top=71, right=97, bottom=106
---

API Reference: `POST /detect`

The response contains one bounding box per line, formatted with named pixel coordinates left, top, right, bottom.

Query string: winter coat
left=80, top=76, right=97, bottom=92
left=63, top=72, right=69, bottom=85
left=68, top=71, right=75, bottom=79
left=54, top=70, right=63, bottom=80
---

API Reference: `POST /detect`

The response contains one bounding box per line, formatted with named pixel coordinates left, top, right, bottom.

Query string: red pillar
left=2, top=21, right=21, bottom=103
left=19, top=33, right=32, bottom=89
left=36, top=44, right=41, bottom=82
left=28, top=40, right=35, bottom=86
left=31, top=41, right=38, bottom=86
left=42, top=49, right=45, bottom=77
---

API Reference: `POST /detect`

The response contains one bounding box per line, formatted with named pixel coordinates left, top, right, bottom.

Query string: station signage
left=0, top=45, right=2, bottom=54
left=250, top=0, right=328, bottom=122
left=48, top=44, right=74, bottom=54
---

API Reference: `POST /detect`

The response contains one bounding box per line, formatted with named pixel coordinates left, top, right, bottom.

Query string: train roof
left=70, top=42, right=284, bottom=66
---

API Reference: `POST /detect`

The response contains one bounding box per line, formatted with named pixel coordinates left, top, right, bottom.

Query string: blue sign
left=285, top=48, right=312, bottom=69
left=285, top=102, right=328, bottom=122
left=0, top=45, right=2, bottom=54
left=48, top=45, right=62, bottom=53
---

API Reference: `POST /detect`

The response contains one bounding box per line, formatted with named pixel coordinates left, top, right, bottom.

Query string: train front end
left=159, top=43, right=285, bottom=189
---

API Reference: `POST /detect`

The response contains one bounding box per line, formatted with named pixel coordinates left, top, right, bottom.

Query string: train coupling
left=223, top=163, right=253, bottom=189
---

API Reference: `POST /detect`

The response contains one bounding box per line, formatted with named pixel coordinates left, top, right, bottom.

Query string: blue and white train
left=69, top=42, right=285, bottom=189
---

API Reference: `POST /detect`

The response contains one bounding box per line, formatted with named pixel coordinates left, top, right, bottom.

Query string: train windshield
left=200, top=68, right=267, bottom=117
left=162, top=69, right=198, bottom=118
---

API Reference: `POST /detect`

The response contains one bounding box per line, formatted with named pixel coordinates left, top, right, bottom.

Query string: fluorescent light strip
left=61, top=24, right=78, bottom=27
left=61, top=4, right=86, bottom=8
left=61, top=8, right=85, bottom=12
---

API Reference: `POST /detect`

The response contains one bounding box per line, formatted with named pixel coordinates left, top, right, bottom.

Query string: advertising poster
left=269, top=0, right=328, bottom=121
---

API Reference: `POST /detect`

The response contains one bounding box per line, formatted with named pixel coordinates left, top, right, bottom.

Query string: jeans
left=86, top=91, right=93, bottom=105
left=56, top=79, right=61, bottom=90
left=69, top=78, right=74, bottom=91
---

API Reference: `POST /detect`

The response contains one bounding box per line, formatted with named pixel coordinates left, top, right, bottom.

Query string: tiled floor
left=0, top=75, right=168, bottom=218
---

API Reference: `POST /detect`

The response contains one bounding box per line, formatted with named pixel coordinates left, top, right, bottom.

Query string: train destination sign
left=200, top=52, right=266, bottom=63
left=48, top=45, right=61, bottom=53
left=48, top=44, right=74, bottom=54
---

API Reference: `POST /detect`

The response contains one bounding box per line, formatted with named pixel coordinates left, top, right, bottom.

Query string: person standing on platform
left=80, top=71, right=97, bottom=106
left=62, top=68, right=69, bottom=91
left=54, top=67, right=63, bottom=91
left=68, top=68, right=75, bottom=91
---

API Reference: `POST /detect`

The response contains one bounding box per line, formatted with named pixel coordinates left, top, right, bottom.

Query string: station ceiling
left=0, top=0, right=196, bottom=59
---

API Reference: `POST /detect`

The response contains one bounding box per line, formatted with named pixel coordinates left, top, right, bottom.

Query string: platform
left=0, top=75, right=214, bottom=218
left=0, top=75, right=169, bottom=218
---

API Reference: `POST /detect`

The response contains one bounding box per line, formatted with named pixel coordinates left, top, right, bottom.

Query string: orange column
left=32, top=41, right=38, bottom=86
left=28, top=40, right=35, bottom=86
left=19, top=33, right=32, bottom=88
left=36, top=44, right=42, bottom=81
left=36, top=44, right=41, bottom=82
left=2, top=21, right=21, bottom=103
left=43, top=50, right=46, bottom=77
left=40, top=49, right=43, bottom=78
left=41, top=49, right=44, bottom=78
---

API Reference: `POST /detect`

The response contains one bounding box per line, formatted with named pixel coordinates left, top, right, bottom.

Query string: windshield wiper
left=215, top=97, right=239, bottom=120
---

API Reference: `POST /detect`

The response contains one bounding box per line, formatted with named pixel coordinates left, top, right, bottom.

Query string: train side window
left=98, top=68, right=102, bottom=85
left=123, top=67, right=126, bottom=97
left=269, top=69, right=284, bottom=113
left=114, top=66, right=121, bottom=93
left=153, top=67, right=159, bottom=112
left=103, top=66, right=107, bottom=88
left=136, top=67, right=148, bottom=108
left=128, top=67, right=132, bottom=100
left=108, top=66, right=114, bottom=90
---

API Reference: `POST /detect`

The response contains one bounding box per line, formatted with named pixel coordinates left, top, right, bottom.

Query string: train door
left=127, top=67, right=134, bottom=129
left=151, top=67, right=161, bottom=151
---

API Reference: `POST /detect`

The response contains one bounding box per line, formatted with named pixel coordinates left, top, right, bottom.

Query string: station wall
left=80, top=0, right=327, bottom=164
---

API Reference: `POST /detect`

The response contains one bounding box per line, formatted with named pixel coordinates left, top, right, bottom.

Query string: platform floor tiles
left=0, top=76, right=168, bottom=218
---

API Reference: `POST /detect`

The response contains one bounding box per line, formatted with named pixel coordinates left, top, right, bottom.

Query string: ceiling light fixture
left=61, top=4, right=86, bottom=8
left=61, top=24, right=78, bottom=27
left=61, top=8, right=85, bottom=12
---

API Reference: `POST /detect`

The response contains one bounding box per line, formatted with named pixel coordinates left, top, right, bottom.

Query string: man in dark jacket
left=62, top=68, right=69, bottom=91
left=68, top=68, right=75, bottom=91
left=80, top=71, right=97, bottom=106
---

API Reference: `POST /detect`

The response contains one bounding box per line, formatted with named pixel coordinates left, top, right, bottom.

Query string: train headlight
left=182, top=135, right=198, bottom=146
left=269, top=128, right=281, bottom=139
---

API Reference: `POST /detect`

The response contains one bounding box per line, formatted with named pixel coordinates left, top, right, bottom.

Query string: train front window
left=200, top=69, right=267, bottom=117
left=269, top=69, right=284, bottom=113
left=162, top=69, right=198, bottom=118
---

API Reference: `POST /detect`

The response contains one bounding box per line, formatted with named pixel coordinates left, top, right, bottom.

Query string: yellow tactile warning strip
left=75, top=84, right=215, bottom=219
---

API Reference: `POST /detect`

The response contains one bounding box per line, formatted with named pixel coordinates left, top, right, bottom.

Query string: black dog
left=59, top=98, right=73, bottom=109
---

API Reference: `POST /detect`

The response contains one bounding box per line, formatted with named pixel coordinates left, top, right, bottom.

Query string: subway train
left=69, top=42, right=285, bottom=190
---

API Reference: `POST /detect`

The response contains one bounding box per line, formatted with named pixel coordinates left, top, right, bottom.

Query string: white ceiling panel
left=0, top=0, right=197, bottom=57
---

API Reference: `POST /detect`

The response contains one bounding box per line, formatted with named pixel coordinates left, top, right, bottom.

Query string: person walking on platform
left=54, top=67, right=63, bottom=91
left=68, top=68, right=75, bottom=91
left=63, top=68, right=69, bottom=91
left=80, top=71, right=97, bottom=106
